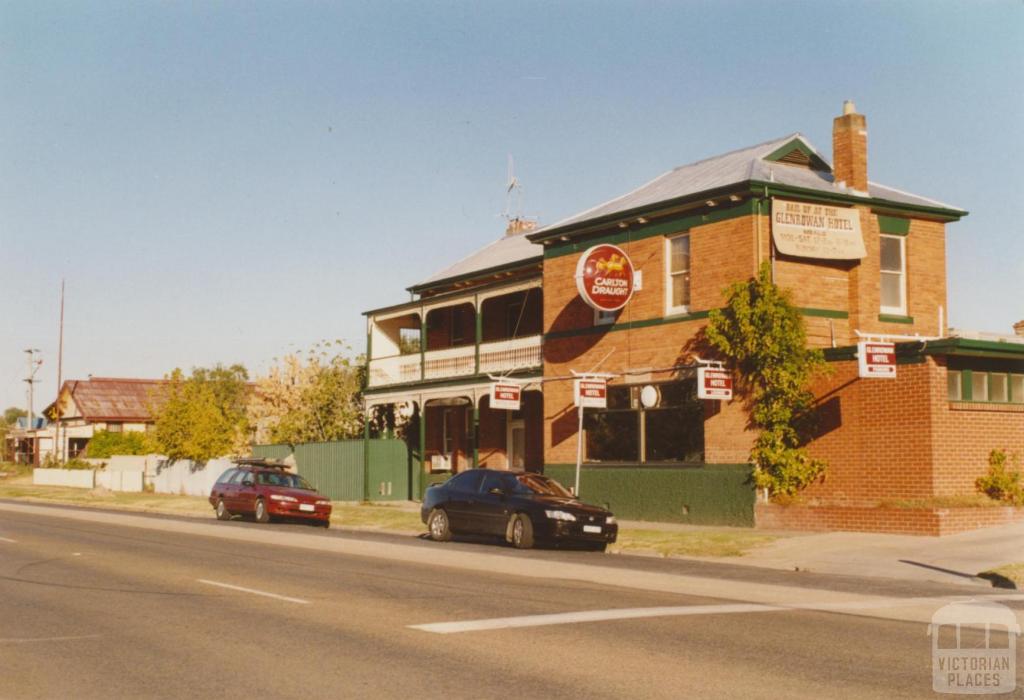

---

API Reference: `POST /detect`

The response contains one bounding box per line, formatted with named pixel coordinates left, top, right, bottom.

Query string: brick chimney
left=832, top=100, right=868, bottom=192
left=505, top=217, right=537, bottom=236
left=1014, top=320, right=1024, bottom=337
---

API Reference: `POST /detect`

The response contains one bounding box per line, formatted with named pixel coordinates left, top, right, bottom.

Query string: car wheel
left=215, top=498, right=231, bottom=521
left=511, top=513, right=534, bottom=549
left=427, top=508, right=452, bottom=542
left=254, top=498, right=270, bottom=523
left=320, top=519, right=331, bottom=529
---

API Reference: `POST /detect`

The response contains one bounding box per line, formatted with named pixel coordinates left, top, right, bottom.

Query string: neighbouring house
left=29, top=377, right=165, bottom=463
left=363, top=102, right=1024, bottom=534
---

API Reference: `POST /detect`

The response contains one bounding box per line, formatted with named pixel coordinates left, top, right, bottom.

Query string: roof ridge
left=670, top=133, right=802, bottom=172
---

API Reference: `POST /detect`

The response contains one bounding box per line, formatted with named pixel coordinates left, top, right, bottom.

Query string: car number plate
left=583, top=525, right=602, bottom=534
left=299, top=503, right=315, bottom=512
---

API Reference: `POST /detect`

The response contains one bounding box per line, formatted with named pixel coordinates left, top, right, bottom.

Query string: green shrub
left=62, top=458, right=96, bottom=470
left=85, top=430, right=156, bottom=458
left=976, top=449, right=1024, bottom=506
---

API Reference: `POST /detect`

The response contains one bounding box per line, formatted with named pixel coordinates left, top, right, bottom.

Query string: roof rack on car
left=233, top=457, right=290, bottom=469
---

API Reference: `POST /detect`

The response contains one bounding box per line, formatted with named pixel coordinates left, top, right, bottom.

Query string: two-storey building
left=365, top=103, right=1024, bottom=533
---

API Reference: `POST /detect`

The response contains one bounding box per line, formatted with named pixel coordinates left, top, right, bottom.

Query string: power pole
left=56, top=280, right=65, bottom=462
left=23, top=349, right=42, bottom=462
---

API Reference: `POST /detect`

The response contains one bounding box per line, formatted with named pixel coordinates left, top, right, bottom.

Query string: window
left=506, top=301, right=523, bottom=337
left=450, top=307, right=468, bottom=345
left=665, top=233, right=691, bottom=314
left=106, top=423, right=123, bottom=433
left=879, top=235, right=906, bottom=315
left=216, top=469, right=238, bottom=484
left=949, top=368, right=1024, bottom=404
left=584, top=380, right=704, bottom=464
left=947, top=371, right=962, bottom=401
left=594, top=308, right=619, bottom=326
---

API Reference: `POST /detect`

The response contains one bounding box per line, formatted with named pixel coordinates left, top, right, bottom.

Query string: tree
left=705, top=262, right=828, bottom=497
left=151, top=364, right=251, bottom=462
left=4, top=407, right=27, bottom=426
left=249, top=341, right=364, bottom=445
left=85, top=430, right=156, bottom=458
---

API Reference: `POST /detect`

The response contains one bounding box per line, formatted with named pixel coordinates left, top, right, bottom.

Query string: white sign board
left=490, top=382, right=522, bottom=411
left=697, top=367, right=733, bottom=400
left=858, top=341, right=896, bottom=379
left=574, top=379, right=608, bottom=408
left=772, top=198, right=866, bottom=260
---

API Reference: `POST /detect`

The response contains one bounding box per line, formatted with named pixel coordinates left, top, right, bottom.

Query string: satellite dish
left=640, top=385, right=660, bottom=409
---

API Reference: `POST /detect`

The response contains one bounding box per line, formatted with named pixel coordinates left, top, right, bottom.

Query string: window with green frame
left=948, top=369, right=1024, bottom=404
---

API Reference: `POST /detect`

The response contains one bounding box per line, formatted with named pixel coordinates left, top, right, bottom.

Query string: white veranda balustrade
left=478, top=335, right=542, bottom=374
left=368, top=335, right=542, bottom=387
left=368, top=354, right=421, bottom=387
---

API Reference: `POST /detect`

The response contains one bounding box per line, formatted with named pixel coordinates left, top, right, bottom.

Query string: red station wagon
left=209, top=459, right=332, bottom=527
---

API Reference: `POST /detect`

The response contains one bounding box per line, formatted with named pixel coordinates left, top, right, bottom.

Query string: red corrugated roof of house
left=63, top=377, right=166, bottom=422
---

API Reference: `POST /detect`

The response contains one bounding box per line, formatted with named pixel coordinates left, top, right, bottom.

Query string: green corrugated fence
left=542, top=464, right=755, bottom=527
left=253, top=438, right=410, bottom=502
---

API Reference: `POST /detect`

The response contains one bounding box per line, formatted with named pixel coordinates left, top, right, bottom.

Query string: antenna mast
left=503, top=154, right=523, bottom=222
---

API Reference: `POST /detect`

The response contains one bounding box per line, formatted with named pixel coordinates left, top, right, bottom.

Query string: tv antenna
left=502, top=154, right=523, bottom=221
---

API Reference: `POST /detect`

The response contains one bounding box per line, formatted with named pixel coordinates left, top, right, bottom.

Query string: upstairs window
left=880, top=235, right=906, bottom=315
left=665, top=233, right=691, bottom=315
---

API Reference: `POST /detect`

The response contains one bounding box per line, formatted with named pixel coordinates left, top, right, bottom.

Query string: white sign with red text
left=697, top=367, right=733, bottom=400
left=574, top=379, right=608, bottom=408
left=858, top=341, right=896, bottom=379
left=490, top=382, right=522, bottom=411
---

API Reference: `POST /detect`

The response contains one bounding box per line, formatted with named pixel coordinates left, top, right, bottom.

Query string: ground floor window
left=584, top=379, right=703, bottom=463
left=948, top=366, right=1024, bottom=404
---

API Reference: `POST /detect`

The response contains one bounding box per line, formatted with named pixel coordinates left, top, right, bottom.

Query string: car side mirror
left=488, top=487, right=505, bottom=497
left=242, top=477, right=254, bottom=487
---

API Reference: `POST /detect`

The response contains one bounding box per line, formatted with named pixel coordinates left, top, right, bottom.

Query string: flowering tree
left=249, top=341, right=364, bottom=445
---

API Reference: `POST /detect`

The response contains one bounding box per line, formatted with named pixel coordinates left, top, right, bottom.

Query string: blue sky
left=2, top=1, right=1022, bottom=412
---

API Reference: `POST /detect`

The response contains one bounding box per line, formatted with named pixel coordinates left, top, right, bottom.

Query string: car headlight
left=605, top=516, right=616, bottom=525
left=316, top=500, right=330, bottom=506
left=545, top=510, right=577, bottom=522
left=269, top=494, right=297, bottom=502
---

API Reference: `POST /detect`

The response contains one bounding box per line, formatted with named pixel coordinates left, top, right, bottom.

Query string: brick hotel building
left=363, top=103, right=1024, bottom=534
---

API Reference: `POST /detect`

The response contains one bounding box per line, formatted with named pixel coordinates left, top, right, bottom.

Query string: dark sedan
left=421, top=469, right=617, bottom=550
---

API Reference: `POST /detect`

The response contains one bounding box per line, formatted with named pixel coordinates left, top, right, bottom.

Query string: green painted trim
left=545, top=310, right=711, bottom=341
left=362, top=420, right=371, bottom=501
left=800, top=307, right=848, bottom=319
left=407, top=256, right=543, bottom=294
left=542, top=199, right=757, bottom=257
left=364, top=368, right=543, bottom=395
left=471, top=405, right=479, bottom=469
left=823, top=342, right=927, bottom=365
left=750, top=181, right=967, bottom=221
left=879, top=314, right=915, bottom=324
left=416, top=406, right=425, bottom=499
left=924, top=338, right=1024, bottom=360
left=419, top=317, right=427, bottom=378
left=762, top=138, right=830, bottom=171
left=543, top=462, right=750, bottom=471
left=474, top=308, right=482, bottom=374
left=877, top=215, right=910, bottom=235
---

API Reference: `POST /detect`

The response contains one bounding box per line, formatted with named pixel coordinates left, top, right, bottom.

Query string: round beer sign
left=574, top=244, right=635, bottom=311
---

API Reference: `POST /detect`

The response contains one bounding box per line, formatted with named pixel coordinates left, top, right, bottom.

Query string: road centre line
left=0, top=634, right=102, bottom=644
left=197, top=579, right=310, bottom=605
left=408, top=593, right=1024, bottom=634
left=0, top=536, right=17, bottom=543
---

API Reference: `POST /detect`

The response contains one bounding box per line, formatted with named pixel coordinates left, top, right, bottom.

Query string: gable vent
left=776, top=148, right=812, bottom=167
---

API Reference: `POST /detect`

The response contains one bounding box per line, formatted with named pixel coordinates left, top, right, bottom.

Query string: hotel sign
left=858, top=341, right=897, bottom=379
left=574, top=379, right=608, bottom=408
left=490, top=382, right=522, bottom=411
left=697, top=367, right=733, bottom=400
left=772, top=198, right=866, bottom=260
left=575, top=244, right=635, bottom=311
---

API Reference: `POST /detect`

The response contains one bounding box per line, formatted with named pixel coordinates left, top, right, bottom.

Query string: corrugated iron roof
left=410, top=229, right=542, bottom=292
left=58, top=377, right=166, bottom=422
left=531, top=134, right=965, bottom=237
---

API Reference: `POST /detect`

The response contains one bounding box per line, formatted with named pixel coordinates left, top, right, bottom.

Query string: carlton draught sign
left=575, top=244, right=635, bottom=311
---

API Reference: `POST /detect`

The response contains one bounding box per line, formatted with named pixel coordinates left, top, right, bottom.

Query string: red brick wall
left=477, top=397, right=508, bottom=470
left=757, top=502, right=1024, bottom=536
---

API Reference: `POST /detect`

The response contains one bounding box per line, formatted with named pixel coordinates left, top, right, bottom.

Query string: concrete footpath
left=2, top=500, right=1021, bottom=631
left=623, top=518, right=1024, bottom=586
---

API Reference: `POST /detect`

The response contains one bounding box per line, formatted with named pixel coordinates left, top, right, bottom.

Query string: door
left=507, top=419, right=526, bottom=471
left=474, top=471, right=513, bottom=535
left=445, top=470, right=484, bottom=531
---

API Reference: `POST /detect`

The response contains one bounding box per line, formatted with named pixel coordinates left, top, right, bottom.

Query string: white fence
left=33, top=468, right=96, bottom=488
left=147, top=458, right=234, bottom=497
left=96, top=470, right=144, bottom=492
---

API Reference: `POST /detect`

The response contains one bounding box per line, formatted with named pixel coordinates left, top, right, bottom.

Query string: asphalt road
left=1, top=507, right=1021, bottom=699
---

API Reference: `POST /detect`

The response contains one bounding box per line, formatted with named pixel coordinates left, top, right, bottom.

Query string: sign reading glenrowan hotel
left=697, top=367, right=733, bottom=400
left=772, top=198, right=866, bottom=260
left=857, top=341, right=897, bottom=379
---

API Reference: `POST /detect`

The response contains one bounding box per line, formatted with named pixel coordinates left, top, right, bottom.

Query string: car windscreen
left=257, top=471, right=315, bottom=490
left=514, top=474, right=574, bottom=498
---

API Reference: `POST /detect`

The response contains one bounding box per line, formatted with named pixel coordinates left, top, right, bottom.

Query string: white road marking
left=0, top=536, right=17, bottom=543
left=72, top=552, right=81, bottom=556
left=409, top=593, right=1024, bottom=634
left=197, top=579, right=310, bottom=605
left=0, top=634, right=101, bottom=644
